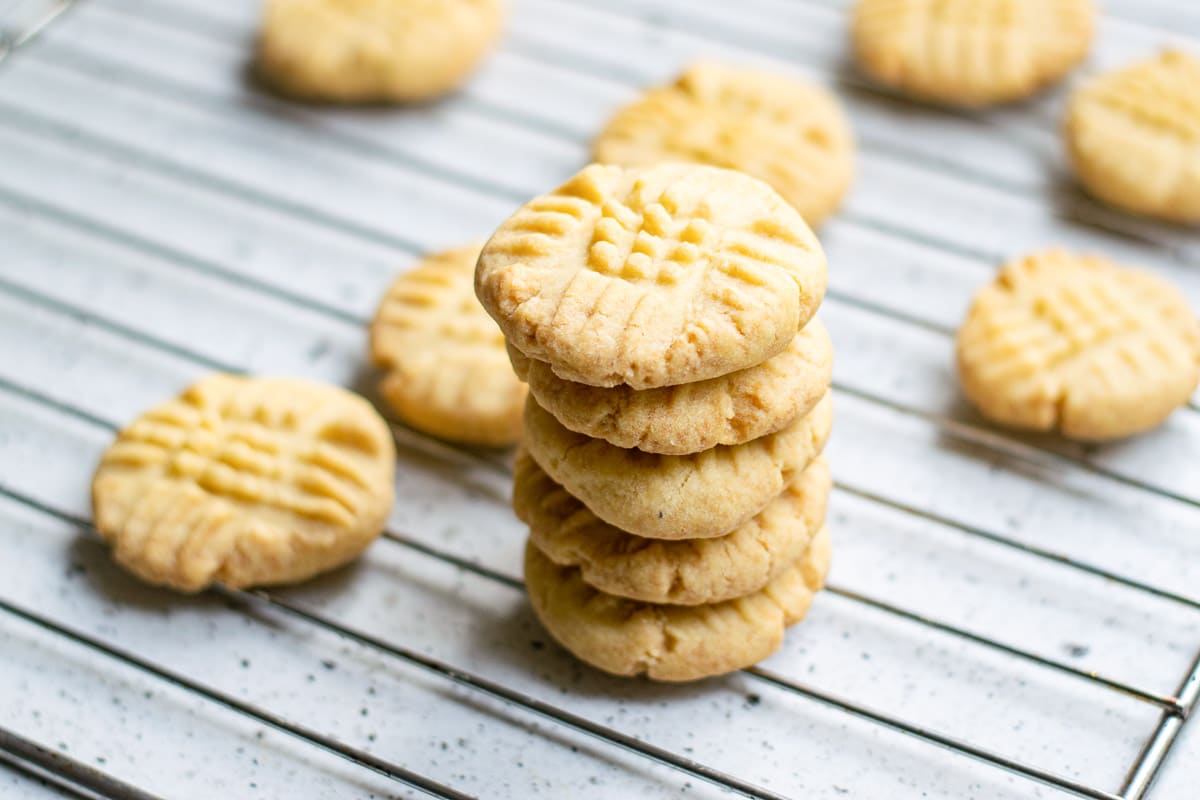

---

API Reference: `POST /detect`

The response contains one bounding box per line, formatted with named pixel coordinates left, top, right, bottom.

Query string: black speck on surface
left=657, top=511, right=664, bottom=519
left=307, top=339, right=331, bottom=362
left=530, top=640, right=544, bottom=650
left=240, top=659, right=250, bottom=669
left=1064, top=643, right=1090, bottom=658
left=321, top=660, right=337, bottom=671
left=744, top=693, right=761, bottom=707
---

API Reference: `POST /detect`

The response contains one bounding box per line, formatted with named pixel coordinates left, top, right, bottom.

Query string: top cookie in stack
left=477, top=162, right=834, bottom=681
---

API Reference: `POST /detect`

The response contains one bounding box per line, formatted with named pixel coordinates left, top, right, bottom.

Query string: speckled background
left=0, top=0, right=1198, bottom=798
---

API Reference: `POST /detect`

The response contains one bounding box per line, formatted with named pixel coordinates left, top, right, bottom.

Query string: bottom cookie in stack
left=515, top=449, right=833, bottom=682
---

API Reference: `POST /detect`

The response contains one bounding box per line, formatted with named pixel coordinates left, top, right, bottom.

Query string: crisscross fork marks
left=480, top=194, right=593, bottom=262
left=669, top=71, right=838, bottom=162
left=92, top=376, right=395, bottom=591
left=375, top=246, right=502, bottom=348
left=854, top=0, right=1093, bottom=106
left=923, top=0, right=1017, bottom=26
left=957, top=250, right=1200, bottom=438
left=1087, top=51, right=1200, bottom=143
left=1017, top=274, right=1147, bottom=376
left=711, top=218, right=815, bottom=297
left=594, top=65, right=853, bottom=228
left=105, top=406, right=370, bottom=527
left=585, top=185, right=711, bottom=286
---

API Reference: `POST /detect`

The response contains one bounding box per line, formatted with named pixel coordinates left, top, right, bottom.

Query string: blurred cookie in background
left=371, top=243, right=526, bottom=447
left=852, top=0, right=1093, bottom=106
left=257, top=0, right=504, bottom=103
left=956, top=249, right=1200, bottom=440
left=593, top=63, right=854, bottom=227
left=1066, top=50, right=1200, bottom=224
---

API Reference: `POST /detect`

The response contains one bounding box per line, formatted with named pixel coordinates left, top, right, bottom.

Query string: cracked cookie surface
left=509, top=318, right=832, bottom=454
left=476, top=163, right=826, bottom=389
left=1066, top=50, right=1200, bottom=223
left=371, top=243, right=526, bottom=446
left=593, top=63, right=854, bottom=227
left=524, top=526, right=831, bottom=681
left=956, top=250, right=1200, bottom=440
left=92, top=374, right=396, bottom=591
left=852, top=0, right=1093, bottom=106
left=257, top=0, right=504, bottom=103
left=522, top=391, right=833, bottom=539
left=516, top=448, right=830, bottom=605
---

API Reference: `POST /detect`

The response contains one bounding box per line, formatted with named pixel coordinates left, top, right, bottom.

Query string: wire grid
left=0, top=0, right=1198, bottom=798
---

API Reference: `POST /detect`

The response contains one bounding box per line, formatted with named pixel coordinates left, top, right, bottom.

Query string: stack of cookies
left=477, top=162, right=834, bottom=681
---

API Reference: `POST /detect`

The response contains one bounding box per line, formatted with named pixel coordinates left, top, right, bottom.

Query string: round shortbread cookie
left=515, top=447, right=831, bottom=605
left=593, top=63, right=854, bottom=227
left=370, top=243, right=527, bottom=447
left=852, top=0, right=1094, bottom=106
left=508, top=318, right=832, bottom=454
left=1066, top=50, right=1200, bottom=224
left=524, top=526, right=832, bottom=681
left=92, top=375, right=396, bottom=592
left=957, top=250, right=1200, bottom=440
left=257, top=0, right=504, bottom=103
left=522, top=391, right=833, bottom=540
left=476, top=162, right=827, bottom=389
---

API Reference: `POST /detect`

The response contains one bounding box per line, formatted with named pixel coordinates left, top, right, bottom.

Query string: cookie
left=91, top=375, right=396, bottom=591
left=257, top=0, right=504, bottom=103
left=524, top=526, right=831, bottom=681
left=522, top=391, right=833, bottom=539
left=370, top=243, right=527, bottom=447
left=852, top=0, right=1094, bottom=106
left=515, top=447, right=831, bottom=605
left=593, top=63, right=854, bottom=227
left=476, top=162, right=827, bottom=389
left=1066, top=50, right=1200, bottom=224
left=956, top=250, right=1200, bottom=440
left=508, top=317, right=832, bottom=454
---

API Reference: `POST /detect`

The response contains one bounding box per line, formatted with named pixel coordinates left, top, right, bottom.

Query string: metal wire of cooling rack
left=1, top=1, right=1199, bottom=798
left=0, top=0, right=70, bottom=62
left=1, top=376, right=1198, bottom=800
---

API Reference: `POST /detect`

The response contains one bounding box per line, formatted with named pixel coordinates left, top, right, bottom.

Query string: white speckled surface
left=0, top=0, right=1198, bottom=797
left=1, top=770, right=73, bottom=800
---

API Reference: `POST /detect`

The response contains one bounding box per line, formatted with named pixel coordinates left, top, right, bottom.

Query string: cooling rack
left=1, top=0, right=1199, bottom=798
